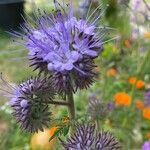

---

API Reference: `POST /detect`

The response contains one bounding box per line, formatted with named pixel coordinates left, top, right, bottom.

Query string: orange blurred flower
left=114, top=92, right=131, bottom=106
left=49, top=126, right=58, bottom=136
left=135, top=100, right=144, bottom=110
left=143, top=107, right=150, bottom=120
left=146, top=132, right=150, bottom=139
left=124, top=39, right=132, bottom=48
left=128, top=76, right=137, bottom=85
left=136, top=80, right=145, bottom=89
left=144, top=32, right=150, bottom=38
left=106, top=68, right=117, bottom=77
left=31, top=127, right=58, bottom=150
left=128, top=77, right=145, bottom=89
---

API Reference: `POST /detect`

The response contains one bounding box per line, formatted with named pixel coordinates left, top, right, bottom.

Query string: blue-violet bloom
left=9, top=77, right=55, bottom=133
left=12, top=0, right=106, bottom=95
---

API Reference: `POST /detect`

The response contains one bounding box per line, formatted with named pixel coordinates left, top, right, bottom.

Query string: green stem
left=103, top=70, right=108, bottom=100
left=67, top=92, right=75, bottom=120
left=96, top=119, right=100, bottom=130
left=67, top=92, right=76, bottom=134
left=49, top=100, right=69, bottom=106
left=122, top=117, right=127, bottom=128
left=137, top=49, right=150, bottom=75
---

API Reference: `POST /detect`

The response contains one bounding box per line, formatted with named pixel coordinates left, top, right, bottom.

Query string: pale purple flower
left=142, top=141, right=150, bottom=150
left=130, top=0, right=150, bottom=39
left=133, top=0, right=141, bottom=10
left=146, top=91, right=150, bottom=98
left=107, top=102, right=115, bottom=110
left=12, top=0, right=106, bottom=95
left=145, top=90, right=150, bottom=106
left=88, top=95, right=114, bottom=120
left=27, top=12, right=101, bottom=73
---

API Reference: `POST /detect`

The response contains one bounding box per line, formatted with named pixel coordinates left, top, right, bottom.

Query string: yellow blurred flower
left=62, top=116, right=70, bottom=124
left=31, top=127, right=58, bottom=150
left=114, top=92, right=131, bottom=106
left=105, top=119, right=112, bottom=127
left=144, top=32, right=150, bottom=38
left=112, top=45, right=119, bottom=53
left=124, top=39, right=132, bottom=48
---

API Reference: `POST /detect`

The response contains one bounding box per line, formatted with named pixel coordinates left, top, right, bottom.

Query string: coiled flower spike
left=61, top=124, right=121, bottom=150
left=1, top=76, right=55, bottom=133
left=11, top=0, right=111, bottom=95
left=88, top=97, right=109, bottom=120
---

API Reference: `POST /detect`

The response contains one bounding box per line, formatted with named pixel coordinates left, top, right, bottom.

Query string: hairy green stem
left=50, top=93, right=76, bottom=120
left=49, top=100, right=69, bottom=106
left=67, top=92, right=75, bottom=120
left=96, top=119, right=100, bottom=130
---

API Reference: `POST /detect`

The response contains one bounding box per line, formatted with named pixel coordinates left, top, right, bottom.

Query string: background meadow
left=0, top=0, right=150, bottom=149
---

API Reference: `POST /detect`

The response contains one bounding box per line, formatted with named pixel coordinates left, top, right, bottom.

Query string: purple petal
left=84, top=26, right=95, bottom=35
left=146, top=91, right=150, bottom=97
left=10, top=98, right=17, bottom=106
left=20, top=100, right=28, bottom=108
left=70, top=51, right=80, bottom=62
left=44, top=52, right=61, bottom=62
left=53, top=62, right=63, bottom=72
left=64, top=62, right=74, bottom=71
left=84, top=50, right=97, bottom=57
left=48, top=63, right=54, bottom=71
left=142, top=141, right=150, bottom=150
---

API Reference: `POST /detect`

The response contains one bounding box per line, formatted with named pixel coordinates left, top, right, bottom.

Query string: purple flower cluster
left=145, top=90, right=150, bottom=106
left=10, top=77, right=55, bottom=132
left=18, top=1, right=104, bottom=95
left=88, top=92, right=115, bottom=120
left=142, top=141, right=150, bottom=150
left=61, top=124, right=121, bottom=150
left=28, top=18, right=98, bottom=71
left=7, top=0, right=109, bottom=134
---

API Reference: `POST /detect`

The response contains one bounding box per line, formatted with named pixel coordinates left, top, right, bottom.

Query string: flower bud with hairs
left=0, top=75, right=55, bottom=133
left=61, top=124, right=121, bottom=150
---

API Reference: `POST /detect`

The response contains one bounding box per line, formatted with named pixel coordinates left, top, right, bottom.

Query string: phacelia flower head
left=9, top=77, right=55, bottom=133
left=88, top=96, right=111, bottom=120
left=61, top=124, right=121, bottom=150
left=14, top=0, right=108, bottom=95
